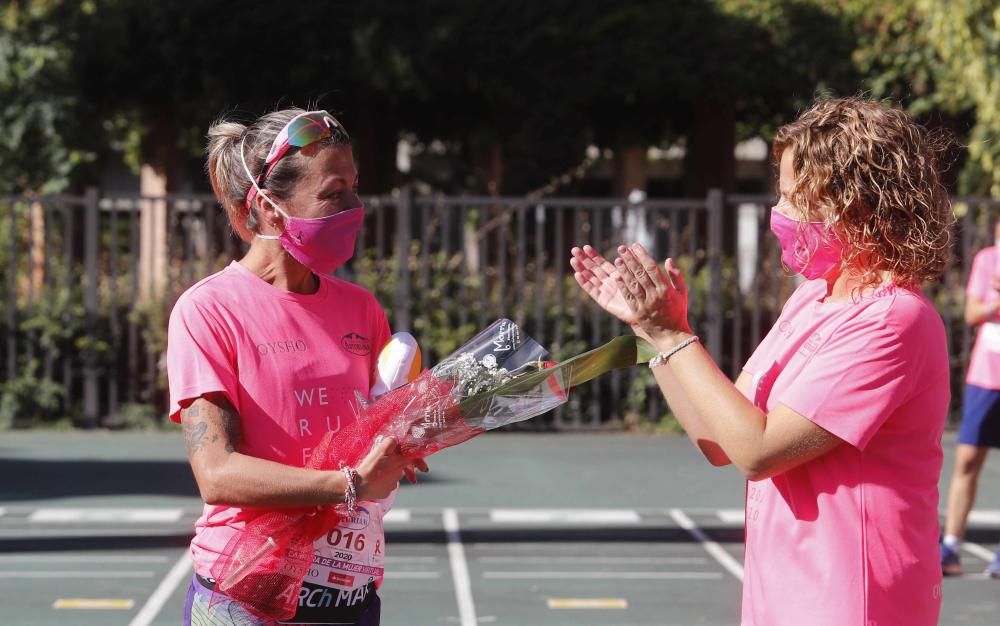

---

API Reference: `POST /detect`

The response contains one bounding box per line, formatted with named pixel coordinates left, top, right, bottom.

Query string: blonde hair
left=773, top=97, right=954, bottom=287
left=205, top=108, right=350, bottom=242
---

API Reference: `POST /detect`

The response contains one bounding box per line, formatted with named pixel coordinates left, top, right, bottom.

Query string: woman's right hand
left=354, top=436, right=408, bottom=501
left=571, top=245, right=644, bottom=333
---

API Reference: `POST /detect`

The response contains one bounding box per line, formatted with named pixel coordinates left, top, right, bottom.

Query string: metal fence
left=1, top=189, right=997, bottom=429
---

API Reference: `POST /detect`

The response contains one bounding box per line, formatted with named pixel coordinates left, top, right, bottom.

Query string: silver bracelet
left=340, top=465, right=358, bottom=512
left=648, top=335, right=699, bottom=368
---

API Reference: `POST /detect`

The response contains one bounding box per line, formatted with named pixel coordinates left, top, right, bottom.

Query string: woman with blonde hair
left=573, top=97, right=953, bottom=625
left=168, top=108, right=425, bottom=625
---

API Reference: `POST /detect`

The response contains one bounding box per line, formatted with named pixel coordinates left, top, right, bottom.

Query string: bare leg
left=944, top=444, right=990, bottom=539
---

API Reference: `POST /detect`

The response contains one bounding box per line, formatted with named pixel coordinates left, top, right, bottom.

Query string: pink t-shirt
left=965, top=246, right=1000, bottom=388
left=167, top=261, right=391, bottom=581
left=740, top=280, right=948, bottom=626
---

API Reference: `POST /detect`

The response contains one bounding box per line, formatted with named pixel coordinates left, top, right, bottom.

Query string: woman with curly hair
left=572, top=97, right=953, bottom=626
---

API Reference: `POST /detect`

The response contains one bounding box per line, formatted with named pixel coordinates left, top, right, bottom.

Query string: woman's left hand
left=614, top=243, right=693, bottom=343
left=403, top=458, right=429, bottom=484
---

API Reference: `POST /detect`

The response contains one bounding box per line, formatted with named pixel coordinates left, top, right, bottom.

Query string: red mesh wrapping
left=209, top=371, right=482, bottom=620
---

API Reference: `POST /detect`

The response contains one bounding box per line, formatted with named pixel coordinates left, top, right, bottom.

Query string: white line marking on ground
left=383, top=571, right=441, bottom=579
left=489, top=509, right=640, bottom=524
left=0, top=571, right=154, bottom=578
left=53, top=599, right=135, bottom=610
left=547, top=598, right=628, bottom=609
left=443, top=508, right=477, bottom=626
left=29, top=508, right=184, bottom=523
left=669, top=509, right=744, bottom=582
left=716, top=509, right=746, bottom=524
left=0, top=555, right=169, bottom=563
left=484, top=571, right=722, bottom=580
left=386, top=556, right=438, bottom=564
left=128, top=553, right=191, bottom=626
left=0, top=507, right=5, bottom=519
left=962, top=542, right=997, bottom=564
left=0, top=528, right=191, bottom=538
left=383, top=509, right=411, bottom=524
left=477, top=556, right=707, bottom=565
left=968, top=509, right=1000, bottom=525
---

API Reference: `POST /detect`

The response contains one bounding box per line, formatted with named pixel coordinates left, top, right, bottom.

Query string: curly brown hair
left=773, top=97, right=954, bottom=288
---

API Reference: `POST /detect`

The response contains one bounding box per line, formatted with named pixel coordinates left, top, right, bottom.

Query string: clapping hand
left=570, top=243, right=693, bottom=343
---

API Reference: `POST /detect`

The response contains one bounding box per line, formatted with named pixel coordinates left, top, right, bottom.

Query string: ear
left=254, top=189, right=285, bottom=235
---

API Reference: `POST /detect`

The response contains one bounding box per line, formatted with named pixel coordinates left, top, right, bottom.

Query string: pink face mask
left=769, top=207, right=844, bottom=279
left=257, top=204, right=365, bottom=274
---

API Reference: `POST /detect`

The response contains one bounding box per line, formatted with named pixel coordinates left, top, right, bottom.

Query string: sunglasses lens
left=285, top=115, right=334, bottom=148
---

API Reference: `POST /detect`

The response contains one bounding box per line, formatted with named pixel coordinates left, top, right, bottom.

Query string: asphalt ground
left=0, top=430, right=998, bottom=626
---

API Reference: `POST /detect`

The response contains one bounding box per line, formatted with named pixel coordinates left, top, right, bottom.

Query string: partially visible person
left=573, top=97, right=953, bottom=625
left=941, top=216, right=1000, bottom=578
left=169, top=107, right=426, bottom=625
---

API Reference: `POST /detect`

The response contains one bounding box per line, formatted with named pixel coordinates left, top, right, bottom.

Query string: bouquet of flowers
left=210, top=319, right=654, bottom=619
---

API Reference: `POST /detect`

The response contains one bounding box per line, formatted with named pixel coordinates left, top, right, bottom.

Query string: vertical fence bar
left=6, top=201, right=16, bottom=383
left=395, top=187, right=412, bottom=331
left=751, top=207, right=764, bottom=350
left=572, top=208, right=585, bottom=428
left=128, top=201, right=140, bottom=403
left=553, top=208, right=567, bottom=428
left=418, top=199, right=431, bottom=344
left=82, top=188, right=100, bottom=427
left=108, top=199, right=120, bottom=421
left=41, top=202, right=54, bottom=382
left=534, top=205, right=546, bottom=346
left=590, top=208, right=603, bottom=426
left=515, top=206, right=527, bottom=330
left=706, top=189, right=724, bottom=363
left=25, top=202, right=35, bottom=367
left=62, top=200, right=75, bottom=400
left=960, top=209, right=974, bottom=363
left=477, top=207, right=487, bottom=328
left=459, top=205, right=469, bottom=331
left=497, top=207, right=508, bottom=321
left=203, top=199, right=216, bottom=277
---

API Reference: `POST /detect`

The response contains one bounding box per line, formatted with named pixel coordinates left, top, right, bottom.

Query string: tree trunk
left=613, top=144, right=647, bottom=197
left=614, top=144, right=653, bottom=251
left=138, top=114, right=179, bottom=304
left=685, top=98, right=736, bottom=196
left=686, top=98, right=737, bottom=251
left=29, top=201, right=45, bottom=297
left=352, top=93, right=400, bottom=195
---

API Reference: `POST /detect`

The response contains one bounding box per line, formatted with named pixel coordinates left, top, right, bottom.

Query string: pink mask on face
left=769, top=207, right=844, bottom=279
left=258, top=204, right=365, bottom=275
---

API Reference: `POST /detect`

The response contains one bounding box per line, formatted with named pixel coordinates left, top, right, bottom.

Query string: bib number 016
left=326, top=529, right=366, bottom=551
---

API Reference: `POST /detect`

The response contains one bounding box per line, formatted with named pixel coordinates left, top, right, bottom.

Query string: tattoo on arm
left=183, top=420, right=208, bottom=455
left=181, top=395, right=243, bottom=455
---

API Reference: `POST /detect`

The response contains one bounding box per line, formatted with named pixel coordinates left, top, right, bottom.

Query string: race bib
left=982, top=322, right=1000, bottom=353
left=283, top=502, right=386, bottom=624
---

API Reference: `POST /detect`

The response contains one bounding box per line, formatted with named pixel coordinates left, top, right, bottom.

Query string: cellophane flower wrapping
left=209, top=319, right=571, bottom=619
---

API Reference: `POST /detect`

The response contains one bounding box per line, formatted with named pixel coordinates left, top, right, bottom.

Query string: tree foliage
left=0, top=0, right=92, bottom=193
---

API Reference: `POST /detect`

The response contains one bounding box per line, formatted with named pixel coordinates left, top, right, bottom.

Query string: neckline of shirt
left=227, top=260, right=331, bottom=304
left=810, top=279, right=899, bottom=311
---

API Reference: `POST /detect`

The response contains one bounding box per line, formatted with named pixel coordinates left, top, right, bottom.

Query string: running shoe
left=986, top=549, right=1000, bottom=579
left=941, top=543, right=963, bottom=576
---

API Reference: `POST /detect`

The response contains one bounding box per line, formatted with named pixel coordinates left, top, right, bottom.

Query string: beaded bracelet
left=648, top=335, right=700, bottom=368
left=341, top=465, right=359, bottom=512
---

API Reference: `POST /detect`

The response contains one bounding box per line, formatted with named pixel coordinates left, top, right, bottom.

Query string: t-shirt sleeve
left=967, top=249, right=995, bottom=300
left=775, top=315, right=913, bottom=450
left=166, top=295, right=239, bottom=423
left=368, top=297, right=392, bottom=389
